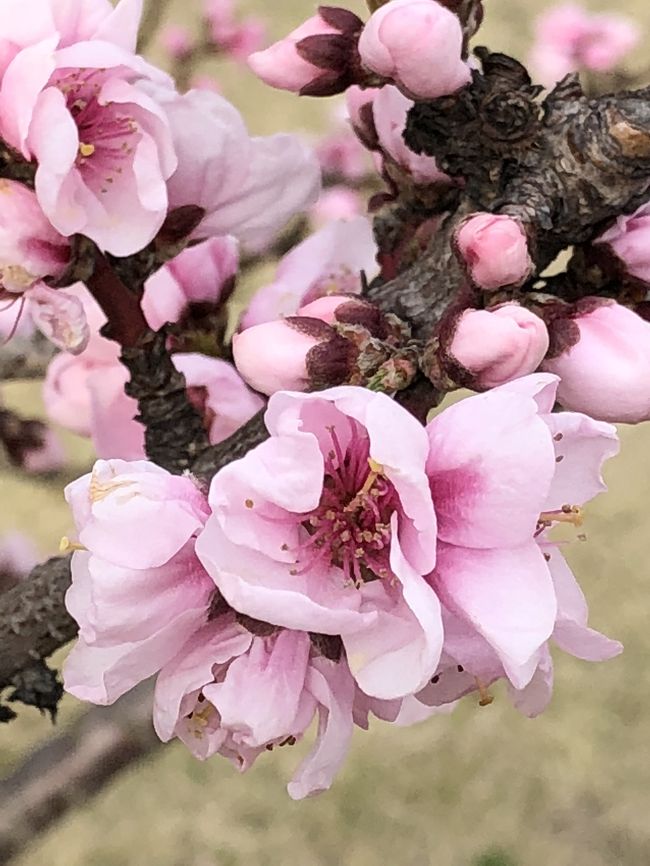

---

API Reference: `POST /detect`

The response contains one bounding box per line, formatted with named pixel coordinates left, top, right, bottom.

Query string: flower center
left=54, top=69, right=140, bottom=194
left=291, top=423, right=397, bottom=587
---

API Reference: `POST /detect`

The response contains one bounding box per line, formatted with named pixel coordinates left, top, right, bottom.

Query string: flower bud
left=159, top=25, right=194, bottom=60
left=542, top=301, right=650, bottom=424
left=358, top=0, right=471, bottom=100
left=0, top=179, right=70, bottom=293
left=447, top=304, right=549, bottom=389
left=232, top=317, right=354, bottom=396
left=596, top=202, right=650, bottom=284
left=456, top=213, right=533, bottom=290
left=248, top=8, right=363, bottom=96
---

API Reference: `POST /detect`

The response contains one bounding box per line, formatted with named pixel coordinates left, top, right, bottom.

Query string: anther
left=59, top=536, right=87, bottom=553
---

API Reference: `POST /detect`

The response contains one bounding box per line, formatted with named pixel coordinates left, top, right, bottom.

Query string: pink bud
left=358, top=0, right=471, bottom=100
left=233, top=317, right=348, bottom=396
left=596, top=202, right=650, bottom=284
left=448, top=304, right=550, bottom=389
left=248, top=8, right=362, bottom=96
left=456, top=214, right=533, bottom=290
left=542, top=301, right=650, bottom=424
left=159, top=25, right=193, bottom=59
left=0, top=179, right=70, bottom=293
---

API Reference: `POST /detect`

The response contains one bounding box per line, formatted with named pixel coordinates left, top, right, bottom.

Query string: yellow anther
left=89, top=470, right=135, bottom=504
left=59, top=536, right=86, bottom=553
left=79, top=142, right=95, bottom=158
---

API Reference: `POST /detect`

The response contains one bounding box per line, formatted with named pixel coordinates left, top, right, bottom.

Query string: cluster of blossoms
left=2, top=0, right=649, bottom=802
left=64, top=375, right=620, bottom=797
left=0, top=0, right=319, bottom=353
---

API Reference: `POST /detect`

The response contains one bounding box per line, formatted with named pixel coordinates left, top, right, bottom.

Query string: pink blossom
left=153, top=87, right=320, bottom=251
left=456, top=213, right=533, bottom=290
left=0, top=42, right=177, bottom=256
left=248, top=9, right=361, bottom=96
left=448, top=303, right=550, bottom=389
left=203, top=0, right=266, bottom=60
left=596, top=201, right=650, bottom=283
left=0, top=179, right=69, bottom=293
left=154, top=620, right=356, bottom=798
left=530, top=3, right=639, bottom=87
left=316, top=130, right=370, bottom=182
left=173, top=353, right=264, bottom=443
left=142, top=236, right=239, bottom=330
left=44, top=276, right=262, bottom=458
left=424, top=373, right=619, bottom=689
left=372, top=85, right=449, bottom=185
left=542, top=301, right=650, bottom=423
left=195, top=387, right=443, bottom=700
left=0, top=297, right=35, bottom=340
left=43, top=283, right=121, bottom=437
left=28, top=283, right=90, bottom=353
left=358, top=0, right=471, bottom=100
left=159, top=25, right=193, bottom=60
left=415, top=541, right=621, bottom=718
left=63, top=458, right=214, bottom=704
left=310, top=186, right=364, bottom=228
left=241, top=217, right=377, bottom=327
left=0, top=0, right=144, bottom=80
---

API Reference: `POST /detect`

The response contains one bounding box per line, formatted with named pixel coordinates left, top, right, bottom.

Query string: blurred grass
left=2, top=1, right=650, bottom=864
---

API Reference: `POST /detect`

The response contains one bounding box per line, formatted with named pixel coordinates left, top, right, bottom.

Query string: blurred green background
left=2, top=0, right=650, bottom=864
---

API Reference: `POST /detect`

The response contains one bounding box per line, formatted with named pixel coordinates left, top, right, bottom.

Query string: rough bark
left=383, top=55, right=650, bottom=336
left=0, top=557, right=75, bottom=699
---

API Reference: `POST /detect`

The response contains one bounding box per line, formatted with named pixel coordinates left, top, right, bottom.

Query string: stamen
left=79, top=142, right=95, bottom=158
left=538, top=506, right=583, bottom=528
left=475, top=678, right=494, bottom=707
left=89, top=471, right=136, bottom=503
left=59, top=536, right=87, bottom=553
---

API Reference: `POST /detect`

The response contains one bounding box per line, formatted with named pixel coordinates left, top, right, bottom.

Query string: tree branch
left=0, top=682, right=159, bottom=864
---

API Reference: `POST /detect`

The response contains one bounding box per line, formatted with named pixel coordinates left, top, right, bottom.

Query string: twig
left=0, top=682, right=159, bottom=864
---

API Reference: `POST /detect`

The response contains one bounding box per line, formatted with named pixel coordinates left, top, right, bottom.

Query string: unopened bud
left=542, top=300, right=650, bottom=423
left=447, top=303, right=549, bottom=389
left=456, top=213, right=533, bottom=291
left=248, top=7, right=363, bottom=96
left=232, top=316, right=356, bottom=396
left=358, top=0, right=471, bottom=100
